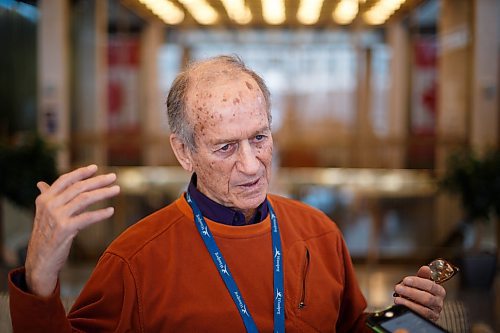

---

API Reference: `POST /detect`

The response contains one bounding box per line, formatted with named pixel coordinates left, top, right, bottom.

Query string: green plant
left=0, top=135, right=58, bottom=209
left=440, top=148, right=500, bottom=222
left=439, top=149, right=500, bottom=288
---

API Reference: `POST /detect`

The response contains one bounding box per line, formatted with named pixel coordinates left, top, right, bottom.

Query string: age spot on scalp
left=245, top=81, right=253, bottom=90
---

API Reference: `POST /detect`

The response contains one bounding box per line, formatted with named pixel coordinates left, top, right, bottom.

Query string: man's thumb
left=417, top=265, right=432, bottom=279
left=37, top=181, right=50, bottom=193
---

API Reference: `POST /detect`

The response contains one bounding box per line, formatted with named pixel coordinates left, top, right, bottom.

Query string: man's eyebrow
left=212, top=125, right=271, bottom=145
left=252, top=125, right=271, bottom=135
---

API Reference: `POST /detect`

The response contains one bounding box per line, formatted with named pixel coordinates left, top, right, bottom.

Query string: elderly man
left=9, top=55, right=445, bottom=332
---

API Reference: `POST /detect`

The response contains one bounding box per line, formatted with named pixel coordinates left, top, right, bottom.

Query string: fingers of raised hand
left=73, top=207, right=115, bottom=231
left=34, top=164, right=101, bottom=207
left=49, top=172, right=118, bottom=208
left=63, top=184, right=120, bottom=218
left=48, top=164, right=99, bottom=194
left=36, top=186, right=120, bottom=236
left=37, top=181, right=50, bottom=193
left=34, top=167, right=120, bottom=237
left=26, top=166, right=119, bottom=297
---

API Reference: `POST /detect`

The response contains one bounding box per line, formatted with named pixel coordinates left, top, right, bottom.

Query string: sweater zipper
left=298, top=247, right=310, bottom=309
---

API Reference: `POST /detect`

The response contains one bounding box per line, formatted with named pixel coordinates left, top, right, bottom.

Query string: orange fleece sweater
left=9, top=194, right=370, bottom=332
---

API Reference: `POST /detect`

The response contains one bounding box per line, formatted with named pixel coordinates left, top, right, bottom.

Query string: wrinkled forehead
left=190, top=61, right=242, bottom=86
left=184, top=70, right=268, bottom=141
left=188, top=62, right=254, bottom=95
left=185, top=70, right=263, bottom=112
left=184, top=61, right=266, bottom=125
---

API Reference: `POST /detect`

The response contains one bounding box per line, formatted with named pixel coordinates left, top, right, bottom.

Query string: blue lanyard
left=186, top=193, right=285, bottom=333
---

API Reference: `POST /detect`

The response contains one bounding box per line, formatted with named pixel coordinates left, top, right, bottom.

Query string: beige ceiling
left=122, top=0, right=425, bottom=29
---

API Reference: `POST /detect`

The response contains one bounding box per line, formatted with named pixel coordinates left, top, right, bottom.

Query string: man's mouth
left=240, top=178, right=260, bottom=187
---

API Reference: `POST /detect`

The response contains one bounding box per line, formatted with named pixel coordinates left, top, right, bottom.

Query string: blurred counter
left=110, top=166, right=436, bottom=197
left=104, top=166, right=437, bottom=262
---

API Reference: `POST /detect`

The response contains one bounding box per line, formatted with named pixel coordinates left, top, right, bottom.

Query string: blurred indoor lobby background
left=0, top=0, right=499, bottom=332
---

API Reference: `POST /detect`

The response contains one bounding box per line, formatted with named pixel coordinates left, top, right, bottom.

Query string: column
left=470, top=0, right=499, bottom=259
left=386, top=20, right=410, bottom=168
left=71, top=0, right=108, bottom=167
left=38, top=0, right=70, bottom=171
left=436, top=0, right=499, bottom=243
left=470, top=0, right=499, bottom=152
left=435, top=0, right=472, bottom=242
left=140, top=20, right=168, bottom=165
left=70, top=0, right=110, bottom=257
left=351, top=46, right=374, bottom=167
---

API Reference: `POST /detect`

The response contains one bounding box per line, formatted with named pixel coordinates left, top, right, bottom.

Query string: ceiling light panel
left=363, top=0, right=406, bottom=25
left=220, top=0, right=252, bottom=24
left=138, top=0, right=184, bottom=24
left=262, top=0, right=286, bottom=25
left=178, top=0, right=219, bottom=25
left=333, top=0, right=359, bottom=25
left=137, top=0, right=408, bottom=27
left=297, top=0, right=324, bottom=25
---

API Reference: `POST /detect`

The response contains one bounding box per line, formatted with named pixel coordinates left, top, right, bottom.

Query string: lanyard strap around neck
left=186, top=193, right=285, bottom=333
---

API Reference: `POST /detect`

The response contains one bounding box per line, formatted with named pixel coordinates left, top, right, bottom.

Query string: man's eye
left=219, top=144, right=231, bottom=152
left=255, top=135, right=265, bottom=141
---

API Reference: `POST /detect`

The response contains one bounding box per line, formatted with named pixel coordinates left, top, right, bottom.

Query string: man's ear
left=170, top=134, right=194, bottom=172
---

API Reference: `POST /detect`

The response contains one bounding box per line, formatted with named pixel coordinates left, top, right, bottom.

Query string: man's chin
left=233, top=192, right=267, bottom=211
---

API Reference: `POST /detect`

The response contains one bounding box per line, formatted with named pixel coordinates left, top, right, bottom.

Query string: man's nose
left=237, top=141, right=260, bottom=175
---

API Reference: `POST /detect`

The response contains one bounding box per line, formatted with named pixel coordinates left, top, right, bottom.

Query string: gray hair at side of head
left=166, top=54, right=272, bottom=151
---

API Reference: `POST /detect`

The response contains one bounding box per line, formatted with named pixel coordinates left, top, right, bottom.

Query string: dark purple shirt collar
left=187, top=174, right=268, bottom=226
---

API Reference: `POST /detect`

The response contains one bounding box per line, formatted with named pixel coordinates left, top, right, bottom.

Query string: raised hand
left=393, top=266, right=446, bottom=321
left=25, top=165, right=120, bottom=297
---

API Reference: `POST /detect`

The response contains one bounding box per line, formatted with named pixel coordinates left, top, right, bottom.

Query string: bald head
left=166, top=55, right=271, bottom=150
